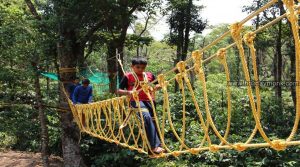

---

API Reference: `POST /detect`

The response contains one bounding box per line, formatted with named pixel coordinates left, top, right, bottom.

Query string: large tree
left=100, top=0, right=160, bottom=93
left=24, top=0, right=161, bottom=166
left=166, top=0, right=206, bottom=91
left=25, top=0, right=108, bottom=166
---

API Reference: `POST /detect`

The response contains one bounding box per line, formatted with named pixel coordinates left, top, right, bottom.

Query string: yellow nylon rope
left=243, top=32, right=262, bottom=145
left=283, top=0, right=300, bottom=143
left=216, top=49, right=232, bottom=147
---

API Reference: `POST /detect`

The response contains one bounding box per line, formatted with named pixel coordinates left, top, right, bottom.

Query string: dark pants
left=130, top=101, right=161, bottom=148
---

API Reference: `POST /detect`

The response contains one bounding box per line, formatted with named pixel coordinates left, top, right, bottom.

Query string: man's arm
left=88, top=86, right=93, bottom=103
left=117, top=89, right=132, bottom=95
left=151, top=74, right=161, bottom=91
left=72, top=87, right=79, bottom=104
left=117, top=76, right=132, bottom=95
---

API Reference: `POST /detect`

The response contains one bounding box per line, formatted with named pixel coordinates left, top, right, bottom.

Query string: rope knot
left=233, top=143, right=247, bottom=152
left=128, top=146, right=134, bottom=151
left=288, top=10, right=299, bottom=25
left=141, top=83, right=150, bottom=94
left=230, top=22, right=243, bottom=42
left=283, top=0, right=294, bottom=9
left=132, top=91, right=139, bottom=101
left=217, top=48, right=227, bottom=61
left=157, top=74, right=166, bottom=88
left=271, top=140, right=287, bottom=151
left=176, top=61, right=186, bottom=73
left=244, top=32, right=256, bottom=45
left=283, top=0, right=298, bottom=23
left=175, top=74, right=184, bottom=90
left=159, top=153, right=167, bottom=158
left=209, top=145, right=219, bottom=152
left=189, top=148, right=200, bottom=155
left=192, top=50, right=203, bottom=65
left=171, top=151, right=181, bottom=157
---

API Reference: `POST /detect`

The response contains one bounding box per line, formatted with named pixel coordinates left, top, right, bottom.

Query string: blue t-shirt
left=72, top=85, right=93, bottom=104
left=68, top=83, right=81, bottom=99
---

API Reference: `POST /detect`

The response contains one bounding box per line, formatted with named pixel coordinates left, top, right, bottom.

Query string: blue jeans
left=130, top=101, right=161, bottom=148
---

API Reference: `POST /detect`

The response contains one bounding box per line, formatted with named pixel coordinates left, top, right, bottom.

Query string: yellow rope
left=283, top=0, right=300, bottom=143
left=60, top=0, right=300, bottom=157
left=230, top=22, right=273, bottom=146
left=243, top=32, right=261, bottom=145
left=216, top=49, right=232, bottom=146
left=117, top=51, right=126, bottom=75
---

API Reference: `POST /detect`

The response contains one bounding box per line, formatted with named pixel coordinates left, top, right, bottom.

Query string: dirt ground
left=0, top=151, right=63, bottom=167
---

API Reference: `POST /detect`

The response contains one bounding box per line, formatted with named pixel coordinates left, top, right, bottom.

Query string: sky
left=148, top=0, right=253, bottom=40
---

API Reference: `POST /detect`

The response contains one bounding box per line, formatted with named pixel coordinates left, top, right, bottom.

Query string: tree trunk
left=182, top=0, right=192, bottom=61
left=136, top=42, right=140, bottom=57
left=287, top=27, right=297, bottom=107
left=174, top=10, right=185, bottom=93
left=274, top=0, right=284, bottom=101
left=58, top=28, right=86, bottom=167
left=107, top=42, right=118, bottom=93
left=77, top=44, right=87, bottom=75
left=46, top=62, right=50, bottom=94
left=107, top=10, right=130, bottom=93
left=33, top=63, right=49, bottom=167
left=182, top=0, right=193, bottom=88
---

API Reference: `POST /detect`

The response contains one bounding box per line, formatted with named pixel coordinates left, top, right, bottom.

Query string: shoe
left=151, top=147, right=165, bottom=154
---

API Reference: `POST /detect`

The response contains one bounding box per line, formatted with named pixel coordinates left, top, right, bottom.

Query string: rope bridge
left=64, top=0, right=300, bottom=158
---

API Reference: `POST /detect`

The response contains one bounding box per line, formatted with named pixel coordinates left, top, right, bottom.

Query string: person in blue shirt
left=72, top=79, right=93, bottom=104
left=68, top=76, right=81, bottom=99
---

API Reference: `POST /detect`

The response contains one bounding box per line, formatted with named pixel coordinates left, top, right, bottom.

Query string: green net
left=40, top=69, right=117, bottom=95
left=41, top=72, right=59, bottom=80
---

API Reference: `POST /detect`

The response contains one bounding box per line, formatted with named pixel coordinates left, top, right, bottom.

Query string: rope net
left=64, top=0, right=300, bottom=158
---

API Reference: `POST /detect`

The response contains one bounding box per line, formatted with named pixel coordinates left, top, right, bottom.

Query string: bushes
left=0, top=105, right=61, bottom=154
left=0, top=132, right=17, bottom=150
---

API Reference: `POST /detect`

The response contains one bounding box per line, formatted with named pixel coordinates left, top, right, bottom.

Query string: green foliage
left=79, top=136, right=140, bottom=167
left=146, top=41, right=176, bottom=74
left=0, top=104, right=61, bottom=153
left=0, top=132, right=17, bottom=150
left=166, top=0, right=207, bottom=45
left=126, top=34, right=153, bottom=49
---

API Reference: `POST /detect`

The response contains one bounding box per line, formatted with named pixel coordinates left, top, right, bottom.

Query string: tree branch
left=138, top=12, right=151, bottom=37
left=81, top=21, right=103, bottom=44
left=84, top=41, right=95, bottom=60
left=24, top=0, right=41, bottom=20
left=128, top=4, right=139, bottom=15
